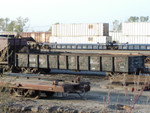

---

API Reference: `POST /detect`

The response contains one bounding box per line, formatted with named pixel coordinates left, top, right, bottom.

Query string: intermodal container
left=122, top=22, right=150, bottom=36
left=49, top=36, right=112, bottom=44
left=120, top=36, right=150, bottom=44
left=52, top=23, right=109, bottom=37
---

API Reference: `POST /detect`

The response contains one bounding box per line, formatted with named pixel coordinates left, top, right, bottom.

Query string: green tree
left=7, top=21, right=16, bottom=31
left=0, top=17, right=29, bottom=32
left=0, top=18, right=5, bottom=31
left=112, top=20, right=122, bottom=31
left=127, top=16, right=139, bottom=22
left=140, top=16, right=149, bottom=22
left=15, top=17, right=29, bottom=32
left=127, top=16, right=149, bottom=22
left=0, top=18, right=10, bottom=31
left=4, top=18, right=10, bottom=31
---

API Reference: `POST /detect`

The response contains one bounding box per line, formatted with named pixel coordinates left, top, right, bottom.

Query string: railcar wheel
left=29, top=90, right=41, bottom=99
left=45, top=91, right=55, bottom=98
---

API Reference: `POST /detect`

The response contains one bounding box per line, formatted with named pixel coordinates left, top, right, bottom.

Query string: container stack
left=50, top=23, right=111, bottom=44
left=122, top=22, right=150, bottom=44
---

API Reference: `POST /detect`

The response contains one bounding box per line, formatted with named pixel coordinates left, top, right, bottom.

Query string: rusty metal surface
left=0, top=76, right=90, bottom=94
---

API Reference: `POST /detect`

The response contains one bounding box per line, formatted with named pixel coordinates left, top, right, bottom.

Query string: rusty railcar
left=0, top=76, right=90, bottom=98
left=15, top=52, right=145, bottom=74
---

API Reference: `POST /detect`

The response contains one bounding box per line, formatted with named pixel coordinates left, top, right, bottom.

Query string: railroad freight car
left=0, top=37, right=28, bottom=72
left=0, top=76, right=90, bottom=98
left=118, top=44, right=150, bottom=50
left=0, top=32, right=19, bottom=38
left=15, top=52, right=145, bottom=74
left=43, top=43, right=150, bottom=50
left=49, top=43, right=108, bottom=50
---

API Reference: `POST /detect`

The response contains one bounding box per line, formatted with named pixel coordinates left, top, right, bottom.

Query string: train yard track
left=0, top=36, right=150, bottom=112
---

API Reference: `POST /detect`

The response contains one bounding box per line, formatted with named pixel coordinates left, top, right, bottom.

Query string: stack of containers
left=122, top=22, right=150, bottom=44
left=50, top=23, right=111, bottom=44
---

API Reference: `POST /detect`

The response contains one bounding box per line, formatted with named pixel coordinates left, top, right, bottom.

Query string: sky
left=0, top=0, right=149, bottom=31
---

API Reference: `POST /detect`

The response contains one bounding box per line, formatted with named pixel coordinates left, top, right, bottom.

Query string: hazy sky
left=0, top=0, right=149, bottom=31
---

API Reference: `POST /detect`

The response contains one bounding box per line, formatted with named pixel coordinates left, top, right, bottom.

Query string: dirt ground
left=0, top=73, right=150, bottom=113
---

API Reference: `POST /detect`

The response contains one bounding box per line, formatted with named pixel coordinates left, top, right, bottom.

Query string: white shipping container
left=122, top=22, right=150, bottom=36
left=109, top=31, right=122, bottom=43
left=120, top=36, right=150, bottom=44
left=49, top=36, right=112, bottom=44
left=52, top=23, right=109, bottom=37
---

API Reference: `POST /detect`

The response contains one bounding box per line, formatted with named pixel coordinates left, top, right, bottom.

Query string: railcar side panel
left=39, top=55, right=47, bottom=68
left=17, top=54, right=28, bottom=67
left=49, top=55, right=58, bottom=69
left=114, top=57, right=128, bottom=72
left=29, top=55, right=37, bottom=67
left=15, top=53, right=145, bottom=74
left=102, top=56, right=113, bottom=72
left=59, top=55, right=67, bottom=69
left=129, top=56, right=145, bottom=73
left=68, top=56, right=77, bottom=70
left=90, top=56, right=100, bottom=71
left=79, top=56, right=89, bottom=70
